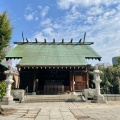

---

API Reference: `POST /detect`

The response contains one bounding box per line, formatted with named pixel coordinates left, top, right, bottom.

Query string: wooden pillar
left=69, top=71, right=72, bottom=92
left=86, top=65, right=91, bottom=89
left=13, top=73, right=19, bottom=88
left=86, top=72, right=89, bottom=88
left=33, top=79, right=36, bottom=92
left=86, top=66, right=89, bottom=89
left=16, top=65, right=20, bottom=88
left=72, top=74, right=75, bottom=92
left=36, top=79, right=39, bottom=91
left=32, top=72, right=36, bottom=94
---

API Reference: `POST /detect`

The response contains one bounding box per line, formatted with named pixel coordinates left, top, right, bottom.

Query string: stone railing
left=103, top=94, right=120, bottom=101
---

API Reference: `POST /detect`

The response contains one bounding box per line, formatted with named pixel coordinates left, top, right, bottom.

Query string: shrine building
left=5, top=39, right=101, bottom=94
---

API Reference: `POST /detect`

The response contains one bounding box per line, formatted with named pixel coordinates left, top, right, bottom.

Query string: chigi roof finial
left=83, top=32, right=86, bottom=44
left=22, top=31, right=25, bottom=43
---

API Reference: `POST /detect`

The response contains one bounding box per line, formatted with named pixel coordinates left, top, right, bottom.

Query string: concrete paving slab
left=70, top=108, right=87, bottom=118
left=50, top=118, right=63, bottom=120
left=35, top=115, right=49, bottom=120
left=17, top=118, right=34, bottom=120
left=27, top=111, right=39, bottom=114
left=61, top=111, right=74, bottom=116
left=24, top=113, right=37, bottom=116
left=8, top=114, right=21, bottom=117
left=50, top=115, right=63, bottom=119
left=0, top=116, right=16, bottom=120
left=19, top=109, right=31, bottom=112
left=60, top=107, right=70, bottom=112
left=1, top=101, right=120, bottom=120
left=38, top=111, right=50, bottom=115
left=13, top=112, right=25, bottom=115
left=63, top=116, right=77, bottom=120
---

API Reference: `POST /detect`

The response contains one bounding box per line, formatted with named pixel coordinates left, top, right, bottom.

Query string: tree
left=0, top=11, right=13, bottom=61
left=89, top=64, right=120, bottom=94
left=0, top=11, right=12, bottom=114
left=98, top=57, right=120, bottom=94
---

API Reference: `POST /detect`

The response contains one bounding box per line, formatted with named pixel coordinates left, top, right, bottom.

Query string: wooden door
left=74, top=75, right=86, bottom=91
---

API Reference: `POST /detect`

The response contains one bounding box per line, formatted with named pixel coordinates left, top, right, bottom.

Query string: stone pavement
left=0, top=101, right=120, bottom=120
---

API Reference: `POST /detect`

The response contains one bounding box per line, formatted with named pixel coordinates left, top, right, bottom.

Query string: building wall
left=18, top=68, right=88, bottom=94
left=112, top=56, right=120, bottom=65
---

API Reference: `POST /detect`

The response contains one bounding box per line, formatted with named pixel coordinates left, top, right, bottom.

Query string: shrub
left=0, top=81, right=6, bottom=101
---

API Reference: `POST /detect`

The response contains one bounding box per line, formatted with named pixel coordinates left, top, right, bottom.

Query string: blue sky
left=0, top=0, right=120, bottom=65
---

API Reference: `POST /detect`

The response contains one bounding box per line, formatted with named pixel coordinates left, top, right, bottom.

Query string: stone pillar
left=2, top=65, right=15, bottom=105
left=91, top=66, right=106, bottom=103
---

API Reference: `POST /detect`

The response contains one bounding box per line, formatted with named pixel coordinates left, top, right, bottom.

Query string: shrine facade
left=5, top=39, right=101, bottom=94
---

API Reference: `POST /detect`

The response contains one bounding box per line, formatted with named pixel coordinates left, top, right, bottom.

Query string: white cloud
left=41, top=6, right=49, bottom=18
left=35, top=17, right=39, bottom=21
left=41, top=18, right=52, bottom=25
left=64, top=6, right=83, bottom=23
left=29, top=1, right=120, bottom=64
left=24, top=13, right=34, bottom=21
left=87, top=6, right=104, bottom=16
left=24, top=5, right=39, bottom=21
left=57, top=0, right=119, bottom=9
left=38, top=5, right=42, bottom=9
left=33, top=32, right=45, bottom=42
left=41, top=18, right=61, bottom=29
left=43, top=27, right=54, bottom=36
left=53, top=23, right=61, bottom=29
left=25, top=4, right=32, bottom=11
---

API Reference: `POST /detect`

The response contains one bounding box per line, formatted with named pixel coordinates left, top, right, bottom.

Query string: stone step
left=25, top=99, right=66, bottom=102
left=24, top=94, right=82, bottom=103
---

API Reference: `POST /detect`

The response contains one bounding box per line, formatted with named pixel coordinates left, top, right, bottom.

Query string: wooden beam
left=22, top=31, right=25, bottom=43
left=62, top=39, right=64, bottom=43
left=35, top=38, right=37, bottom=42
left=44, top=38, right=46, bottom=43
left=79, top=39, right=82, bottom=43
left=53, top=38, right=55, bottom=43
left=83, top=32, right=86, bottom=44
left=26, top=38, right=29, bottom=42
left=14, top=41, right=94, bottom=45
left=70, top=38, right=73, bottom=43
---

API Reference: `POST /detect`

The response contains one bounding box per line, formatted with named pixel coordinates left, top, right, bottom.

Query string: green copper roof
left=5, top=43, right=101, bottom=66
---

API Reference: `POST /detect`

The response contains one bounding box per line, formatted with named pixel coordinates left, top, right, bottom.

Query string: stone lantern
left=91, top=66, right=106, bottom=103
left=2, top=65, right=15, bottom=105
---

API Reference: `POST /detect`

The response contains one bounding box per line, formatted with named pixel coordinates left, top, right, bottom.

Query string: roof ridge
left=14, top=41, right=94, bottom=45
